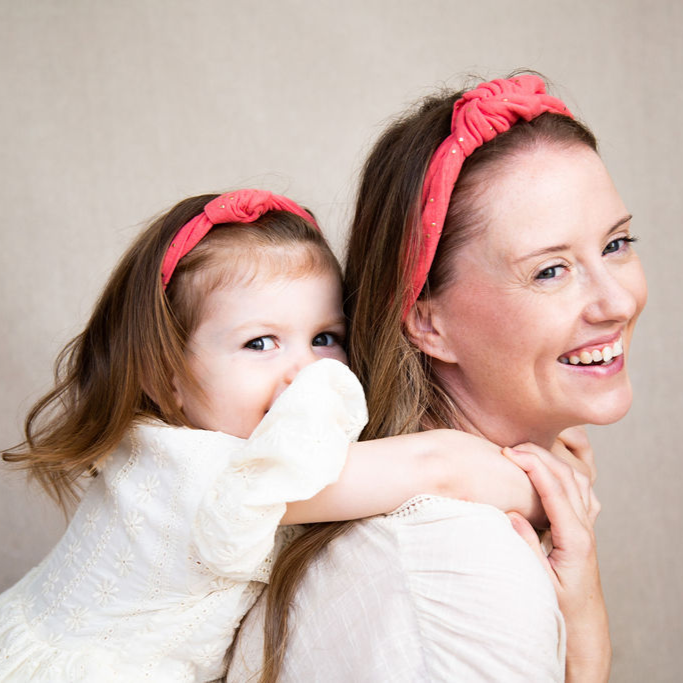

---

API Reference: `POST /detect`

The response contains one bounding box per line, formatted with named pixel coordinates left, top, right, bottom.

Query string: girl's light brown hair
left=260, top=80, right=597, bottom=681
left=3, top=194, right=338, bottom=511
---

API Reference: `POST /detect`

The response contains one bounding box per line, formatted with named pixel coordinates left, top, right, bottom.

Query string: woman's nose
left=582, top=266, right=640, bottom=324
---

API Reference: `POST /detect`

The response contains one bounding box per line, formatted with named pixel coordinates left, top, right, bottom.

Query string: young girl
left=1, top=188, right=552, bottom=682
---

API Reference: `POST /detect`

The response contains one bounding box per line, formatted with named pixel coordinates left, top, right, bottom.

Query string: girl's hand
left=552, top=425, right=597, bottom=485
left=502, top=443, right=611, bottom=683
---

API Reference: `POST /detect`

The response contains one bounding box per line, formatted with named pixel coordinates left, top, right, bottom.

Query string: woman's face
left=427, top=144, right=647, bottom=447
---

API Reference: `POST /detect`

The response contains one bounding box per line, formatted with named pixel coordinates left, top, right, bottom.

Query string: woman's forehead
left=473, top=145, right=626, bottom=253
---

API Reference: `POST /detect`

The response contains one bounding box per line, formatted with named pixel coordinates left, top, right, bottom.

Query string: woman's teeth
left=559, top=338, right=623, bottom=366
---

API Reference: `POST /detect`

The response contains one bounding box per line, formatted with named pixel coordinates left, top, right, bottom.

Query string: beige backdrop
left=1, top=1, right=681, bottom=680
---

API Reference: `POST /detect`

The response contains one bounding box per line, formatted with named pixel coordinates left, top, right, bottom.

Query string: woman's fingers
left=506, top=511, right=558, bottom=588
left=504, top=444, right=588, bottom=525
left=504, top=442, right=609, bottom=680
left=503, top=445, right=595, bottom=571
left=513, top=441, right=598, bottom=525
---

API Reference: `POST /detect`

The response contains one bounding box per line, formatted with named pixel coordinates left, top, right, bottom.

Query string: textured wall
left=1, top=1, right=681, bottom=680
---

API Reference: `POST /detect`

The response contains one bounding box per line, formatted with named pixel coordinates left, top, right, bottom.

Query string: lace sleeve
left=193, top=359, right=367, bottom=579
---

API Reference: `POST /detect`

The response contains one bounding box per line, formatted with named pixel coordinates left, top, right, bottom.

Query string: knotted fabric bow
left=161, top=189, right=319, bottom=288
left=404, top=75, right=573, bottom=319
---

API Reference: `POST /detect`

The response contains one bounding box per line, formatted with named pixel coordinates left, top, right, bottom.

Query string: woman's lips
left=558, top=337, right=623, bottom=366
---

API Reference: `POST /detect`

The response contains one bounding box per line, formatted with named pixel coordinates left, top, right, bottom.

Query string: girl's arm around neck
left=281, top=429, right=545, bottom=526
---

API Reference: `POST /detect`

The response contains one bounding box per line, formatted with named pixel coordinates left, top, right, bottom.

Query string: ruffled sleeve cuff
left=193, top=359, right=367, bottom=579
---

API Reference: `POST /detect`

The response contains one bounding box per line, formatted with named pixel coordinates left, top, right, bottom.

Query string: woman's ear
left=404, top=298, right=459, bottom=363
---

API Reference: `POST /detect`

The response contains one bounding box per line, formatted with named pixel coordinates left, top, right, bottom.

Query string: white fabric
left=0, top=359, right=367, bottom=682
left=227, top=495, right=566, bottom=682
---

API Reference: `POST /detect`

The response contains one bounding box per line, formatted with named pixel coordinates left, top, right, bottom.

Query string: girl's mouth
left=558, top=337, right=623, bottom=367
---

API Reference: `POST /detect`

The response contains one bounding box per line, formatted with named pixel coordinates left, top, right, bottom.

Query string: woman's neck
left=434, top=365, right=561, bottom=450
left=451, top=409, right=559, bottom=451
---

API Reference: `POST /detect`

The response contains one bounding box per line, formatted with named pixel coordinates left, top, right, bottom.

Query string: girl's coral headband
left=404, top=75, right=573, bottom=319
left=161, top=189, right=319, bottom=288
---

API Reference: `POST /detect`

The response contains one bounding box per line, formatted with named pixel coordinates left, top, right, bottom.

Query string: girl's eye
left=312, top=332, right=337, bottom=347
left=603, top=236, right=637, bottom=255
left=535, top=265, right=564, bottom=280
left=245, top=336, right=276, bottom=351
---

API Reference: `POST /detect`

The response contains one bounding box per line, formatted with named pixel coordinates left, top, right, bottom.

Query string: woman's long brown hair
left=261, top=81, right=598, bottom=681
left=3, top=196, right=337, bottom=512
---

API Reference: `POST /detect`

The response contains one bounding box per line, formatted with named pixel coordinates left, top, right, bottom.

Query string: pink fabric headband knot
left=161, top=189, right=319, bottom=288
left=404, top=75, right=573, bottom=319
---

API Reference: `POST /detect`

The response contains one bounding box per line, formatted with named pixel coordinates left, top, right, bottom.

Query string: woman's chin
left=581, top=385, right=633, bottom=426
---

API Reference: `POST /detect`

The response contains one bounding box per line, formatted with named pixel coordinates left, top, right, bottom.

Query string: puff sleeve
left=192, top=359, right=368, bottom=579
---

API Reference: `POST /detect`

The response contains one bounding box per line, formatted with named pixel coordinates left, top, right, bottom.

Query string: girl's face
left=173, top=266, right=347, bottom=439
left=426, top=145, right=647, bottom=448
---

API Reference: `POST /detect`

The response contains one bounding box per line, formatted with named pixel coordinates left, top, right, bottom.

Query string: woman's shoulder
left=385, top=493, right=507, bottom=522
left=229, top=496, right=565, bottom=682
left=336, top=495, right=561, bottom=627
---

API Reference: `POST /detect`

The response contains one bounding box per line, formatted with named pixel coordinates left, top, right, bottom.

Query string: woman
left=226, top=75, right=647, bottom=681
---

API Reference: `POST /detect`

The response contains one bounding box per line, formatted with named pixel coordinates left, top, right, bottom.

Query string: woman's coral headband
left=403, top=75, right=573, bottom=319
left=161, top=189, right=319, bottom=288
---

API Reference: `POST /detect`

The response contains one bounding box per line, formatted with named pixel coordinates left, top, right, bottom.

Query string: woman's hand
left=503, top=443, right=611, bottom=683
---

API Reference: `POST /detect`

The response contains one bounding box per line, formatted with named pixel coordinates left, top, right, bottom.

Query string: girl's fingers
left=505, top=444, right=587, bottom=524
left=532, top=437, right=596, bottom=521
left=556, top=426, right=597, bottom=484
left=572, top=468, right=593, bottom=518
left=587, top=488, right=601, bottom=526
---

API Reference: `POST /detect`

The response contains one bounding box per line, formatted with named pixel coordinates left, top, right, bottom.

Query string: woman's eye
left=312, top=332, right=337, bottom=347
left=603, top=236, right=637, bottom=255
left=245, top=336, right=276, bottom=351
left=535, top=265, right=563, bottom=280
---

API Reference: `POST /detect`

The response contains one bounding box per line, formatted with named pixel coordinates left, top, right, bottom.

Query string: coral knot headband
left=161, top=189, right=319, bottom=288
left=403, top=75, right=573, bottom=319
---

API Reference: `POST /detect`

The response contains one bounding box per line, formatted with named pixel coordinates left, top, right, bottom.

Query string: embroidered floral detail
left=66, top=605, right=89, bottom=631
left=136, top=473, right=160, bottom=504
left=83, top=507, right=102, bottom=535
left=114, top=546, right=134, bottom=577
left=177, top=661, right=196, bottom=681
left=63, top=538, right=82, bottom=567
left=150, top=436, right=168, bottom=468
left=22, top=591, right=37, bottom=612
left=93, top=578, right=119, bottom=606
left=44, top=630, right=64, bottom=648
left=41, top=569, right=59, bottom=596
left=235, top=461, right=259, bottom=487
left=124, top=510, right=143, bottom=539
left=195, top=642, right=226, bottom=667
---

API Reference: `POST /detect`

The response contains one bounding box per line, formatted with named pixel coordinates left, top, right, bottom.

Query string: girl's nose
left=282, top=346, right=319, bottom=385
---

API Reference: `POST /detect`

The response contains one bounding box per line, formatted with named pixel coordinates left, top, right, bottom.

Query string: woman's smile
left=558, top=333, right=623, bottom=366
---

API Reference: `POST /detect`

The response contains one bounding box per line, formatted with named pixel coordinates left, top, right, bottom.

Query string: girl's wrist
left=425, top=431, right=544, bottom=523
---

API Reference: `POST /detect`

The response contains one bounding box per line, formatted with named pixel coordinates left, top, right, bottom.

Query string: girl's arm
left=282, top=429, right=546, bottom=525
left=503, top=443, right=611, bottom=683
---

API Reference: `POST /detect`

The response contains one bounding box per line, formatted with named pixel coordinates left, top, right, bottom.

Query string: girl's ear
left=404, top=298, right=459, bottom=364
left=142, top=372, right=183, bottom=413
left=169, top=375, right=184, bottom=411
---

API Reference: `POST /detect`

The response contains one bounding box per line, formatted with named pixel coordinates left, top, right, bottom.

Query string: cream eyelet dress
left=0, top=359, right=367, bottom=682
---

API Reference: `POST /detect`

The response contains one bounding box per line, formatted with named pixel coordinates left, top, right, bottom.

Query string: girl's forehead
left=202, top=243, right=339, bottom=295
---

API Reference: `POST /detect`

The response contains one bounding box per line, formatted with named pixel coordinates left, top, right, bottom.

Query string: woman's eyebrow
left=513, top=214, right=633, bottom=264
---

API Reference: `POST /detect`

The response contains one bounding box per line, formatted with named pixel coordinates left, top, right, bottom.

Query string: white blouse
left=0, top=359, right=367, bottom=682
left=228, top=495, right=566, bottom=682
